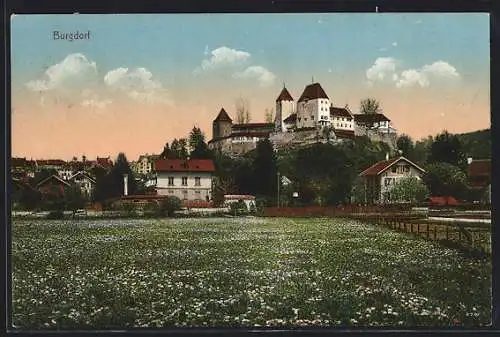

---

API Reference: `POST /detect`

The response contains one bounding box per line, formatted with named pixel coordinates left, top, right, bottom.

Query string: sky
left=10, top=13, right=490, bottom=161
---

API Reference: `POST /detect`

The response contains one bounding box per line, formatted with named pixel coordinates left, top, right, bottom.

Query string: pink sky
left=11, top=82, right=489, bottom=162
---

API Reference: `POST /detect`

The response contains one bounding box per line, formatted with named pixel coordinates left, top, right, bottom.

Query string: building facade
left=359, top=156, right=426, bottom=204
left=155, top=159, right=215, bottom=201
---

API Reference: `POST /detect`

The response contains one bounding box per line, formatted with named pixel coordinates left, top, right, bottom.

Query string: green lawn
left=11, top=217, right=491, bottom=329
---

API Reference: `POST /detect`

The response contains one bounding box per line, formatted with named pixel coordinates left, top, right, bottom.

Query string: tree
left=422, top=162, right=468, bottom=199
left=160, top=142, right=174, bottom=159
left=160, top=196, right=182, bottom=217
left=396, top=134, right=414, bottom=158
left=30, top=169, right=58, bottom=187
left=265, top=108, right=275, bottom=123
left=64, top=185, right=86, bottom=212
left=170, top=138, right=189, bottom=159
left=359, top=98, right=382, bottom=115
left=188, top=126, right=206, bottom=152
left=235, top=97, right=251, bottom=124
left=252, top=139, right=279, bottom=203
left=428, top=131, right=466, bottom=168
left=388, top=177, right=429, bottom=204
left=93, top=153, right=137, bottom=202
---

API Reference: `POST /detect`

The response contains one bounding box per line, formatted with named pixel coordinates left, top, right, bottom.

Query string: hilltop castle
left=208, top=82, right=397, bottom=156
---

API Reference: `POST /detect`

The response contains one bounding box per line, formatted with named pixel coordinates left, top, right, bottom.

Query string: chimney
left=467, top=157, right=473, bottom=165
left=385, top=153, right=389, bottom=161
left=123, top=174, right=128, bottom=196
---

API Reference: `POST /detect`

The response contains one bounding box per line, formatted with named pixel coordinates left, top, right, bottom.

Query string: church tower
left=275, top=84, right=294, bottom=132
left=212, top=108, right=233, bottom=139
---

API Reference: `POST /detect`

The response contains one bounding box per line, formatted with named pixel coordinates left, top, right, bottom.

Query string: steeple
left=213, top=107, right=232, bottom=122
left=276, top=86, right=294, bottom=102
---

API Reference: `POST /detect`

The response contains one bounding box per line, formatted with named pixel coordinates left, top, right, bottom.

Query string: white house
left=275, top=86, right=295, bottom=132
left=68, top=171, right=96, bottom=197
left=296, top=83, right=332, bottom=129
left=224, top=194, right=256, bottom=210
left=359, top=156, right=426, bottom=204
left=155, top=159, right=215, bottom=201
left=134, top=154, right=160, bottom=175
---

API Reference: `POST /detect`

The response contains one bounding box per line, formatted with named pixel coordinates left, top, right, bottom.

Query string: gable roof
left=359, top=156, right=426, bottom=177
left=353, top=113, right=391, bottom=124
left=284, top=113, right=297, bottom=124
left=36, top=175, right=71, bottom=188
left=298, top=83, right=329, bottom=102
left=330, top=107, right=353, bottom=119
left=68, top=171, right=96, bottom=184
left=468, top=159, right=491, bottom=178
left=276, top=87, right=294, bottom=102
left=213, top=108, right=232, bottom=123
left=155, top=159, right=215, bottom=173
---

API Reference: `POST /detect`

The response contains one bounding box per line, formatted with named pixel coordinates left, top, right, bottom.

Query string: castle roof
left=298, top=83, right=329, bottom=102
left=214, top=108, right=232, bottom=123
left=283, top=113, right=297, bottom=124
left=330, top=107, right=353, bottom=119
left=276, top=87, right=294, bottom=102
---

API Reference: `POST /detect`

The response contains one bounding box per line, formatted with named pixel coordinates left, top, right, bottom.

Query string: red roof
left=298, top=83, right=329, bottom=102
left=428, top=196, right=459, bottom=206
left=353, top=113, right=390, bottom=124
left=36, top=159, right=67, bottom=166
left=183, top=200, right=213, bottom=208
left=36, top=175, right=71, bottom=188
left=233, top=123, right=274, bottom=129
left=214, top=108, right=232, bottom=122
left=225, top=194, right=255, bottom=200
left=330, top=107, right=353, bottom=119
left=97, top=157, right=113, bottom=168
left=155, top=159, right=215, bottom=173
left=276, top=87, right=294, bottom=102
left=359, top=156, right=425, bottom=177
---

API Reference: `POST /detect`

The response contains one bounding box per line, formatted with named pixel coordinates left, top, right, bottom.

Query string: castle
left=208, top=82, right=397, bottom=156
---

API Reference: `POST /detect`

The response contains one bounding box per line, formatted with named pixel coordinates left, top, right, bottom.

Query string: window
left=311, top=116, right=314, bottom=120
left=168, top=190, right=173, bottom=194
left=384, top=178, right=393, bottom=186
left=168, top=177, right=174, bottom=186
left=391, top=166, right=397, bottom=173
left=182, top=177, right=188, bottom=186
left=195, top=177, right=201, bottom=186
left=182, top=190, right=188, bottom=199
left=195, top=190, right=201, bottom=199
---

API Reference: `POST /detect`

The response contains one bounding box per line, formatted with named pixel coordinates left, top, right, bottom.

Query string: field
left=11, top=217, right=491, bottom=329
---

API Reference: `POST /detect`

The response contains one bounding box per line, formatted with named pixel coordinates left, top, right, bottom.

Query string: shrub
left=229, top=200, right=248, bottom=216
left=121, top=203, right=137, bottom=217
left=160, top=196, right=182, bottom=217
left=143, top=202, right=161, bottom=217
left=46, top=210, right=64, bottom=219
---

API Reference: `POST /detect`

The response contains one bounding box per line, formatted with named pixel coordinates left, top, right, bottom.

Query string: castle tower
left=296, top=82, right=330, bottom=129
left=275, top=85, right=294, bottom=132
left=212, top=108, right=233, bottom=139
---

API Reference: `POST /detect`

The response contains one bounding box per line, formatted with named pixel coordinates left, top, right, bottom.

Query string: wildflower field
left=11, top=217, right=491, bottom=329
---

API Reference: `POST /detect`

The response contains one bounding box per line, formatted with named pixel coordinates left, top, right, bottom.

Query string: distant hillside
left=456, top=129, right=490, bottom=159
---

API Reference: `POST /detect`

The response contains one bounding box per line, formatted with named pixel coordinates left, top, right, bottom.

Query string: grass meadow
left=11, top=217, right=491, bottom=329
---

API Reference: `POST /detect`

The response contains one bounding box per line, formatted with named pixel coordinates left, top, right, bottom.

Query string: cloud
left=396, top=61, right=460, bottom=88
left=415, top=19, right=423, bottom=24
left=366, top=58, right=460, bottom=88
left=26, top=53, right=98, bottom=91
left=80, top=89, right=112, bottom=109
left=392, top=42, right=398, bottom=47
left=104, top=67, right=173, bottom=105
left=233, top=66, right=276, bottom=87
left=197, top=46, right=251, bottom=72
left=366, top=57, right=398, bottom=85
left=378, top=47, right=388, bottom=52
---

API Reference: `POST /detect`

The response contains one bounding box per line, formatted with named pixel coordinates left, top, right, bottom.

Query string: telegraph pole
left=277, top=171, right=280, bottom=207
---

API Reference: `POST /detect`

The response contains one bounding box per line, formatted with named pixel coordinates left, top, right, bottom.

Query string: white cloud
left=396, top=69, right=430, bottom=88
left=104, top=67, right=173, bottom=105
left=233, top=66, right=276, bottom=87
left=396, top=61, right=460, bottom=88
left=366, top=57, right=398, bottom=85
left=197, top=46, right=251, bottom=72
left=392, top=42, right=398, bottom=47
left=378, top=47, right=388, bottom=52
left=26, top=53, right=97, bottom=91
left=366, top=57, right=460, bottom=88
left=415, top=19, right=423, bottom=24
left=80, top=89, right=112, bottom=109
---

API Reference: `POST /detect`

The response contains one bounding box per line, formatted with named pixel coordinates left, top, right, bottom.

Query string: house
left=224, top=194, right=256, bottom=210
left=35, top=175, right=71, bottom=198
left=68, top=171, right=96, bottom=197
left=11, top=157, right=37, bottom=179
left=353, top=113, right=397, bottom=134
left=133, top=154, right=160, bottom=175
left=467, top=158, right=491, bottom=204
left=154, top=159, right=215, bottom=201
left=359, top=156, right=426, bottom=204
left=35, top=159, right=67, bottom=171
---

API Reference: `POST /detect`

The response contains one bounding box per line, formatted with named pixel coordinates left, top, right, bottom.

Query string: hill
left=456, top=129, right=491, bottom=159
